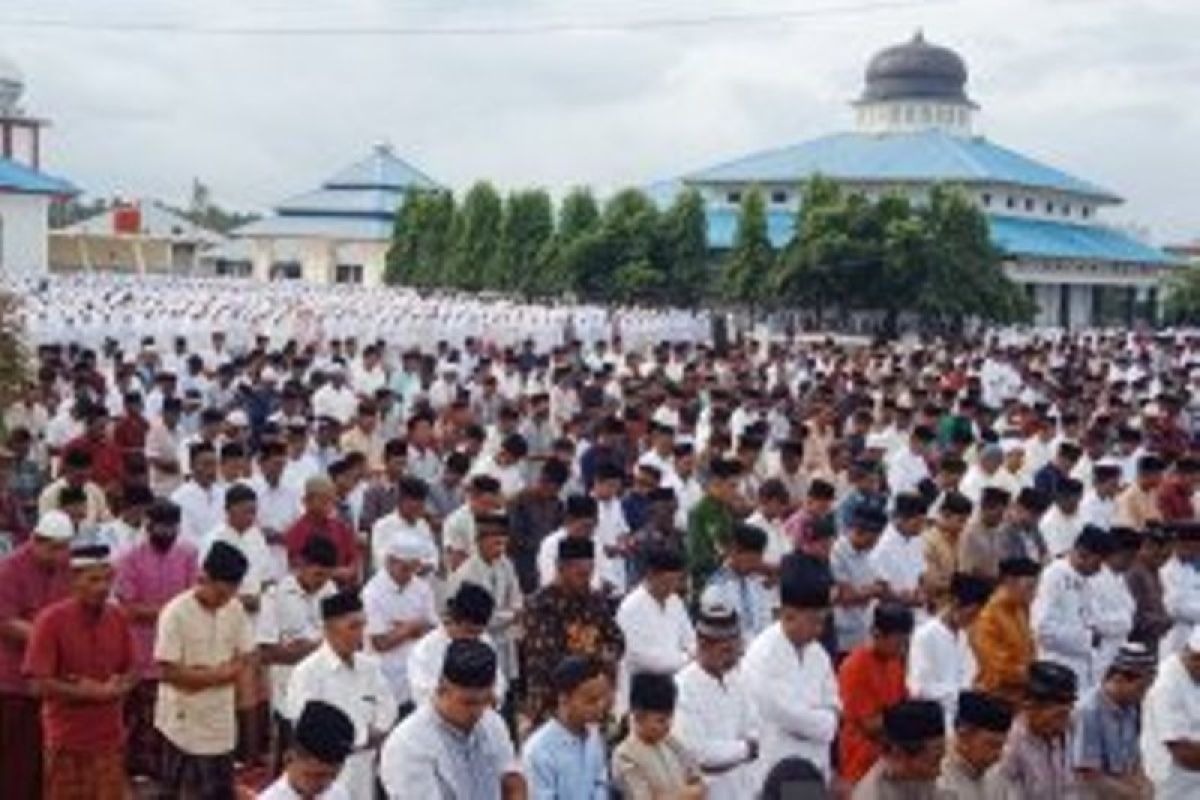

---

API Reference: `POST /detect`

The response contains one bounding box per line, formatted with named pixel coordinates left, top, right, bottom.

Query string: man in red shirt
left=1158, top=455, right=1199, bottom=523
left=285, top=476, right=361, bottom=587
left=62, top=403, right=125, bottom=493
left=0, top=510, right=74, bottom=800
left=837, top=601, right=915, bottom=786
left=112, top=391, right=150, bottom=457
left=24, top=541, right=136, bottom=800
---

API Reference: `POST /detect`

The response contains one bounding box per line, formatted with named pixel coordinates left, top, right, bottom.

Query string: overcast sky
left=4, top=0, right=1197, bottom=243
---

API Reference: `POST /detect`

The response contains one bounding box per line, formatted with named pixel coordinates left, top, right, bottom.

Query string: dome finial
left=913, top=28, right=925, bottom=43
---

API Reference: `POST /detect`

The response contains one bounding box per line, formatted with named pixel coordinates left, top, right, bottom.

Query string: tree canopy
left=383, top=177, right=1039, bottom=331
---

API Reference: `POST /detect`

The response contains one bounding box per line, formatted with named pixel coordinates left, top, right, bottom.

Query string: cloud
left=2, top=0, right=1196, bottom=242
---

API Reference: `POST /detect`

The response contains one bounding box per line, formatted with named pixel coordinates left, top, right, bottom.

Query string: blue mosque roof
left=684, top=130, right=1120, bottom=202
left=702, top=206, right=1174, bottom=265
left=0, top=156, right=77, bottom=196
left=237, top=144, right=439, bottom=241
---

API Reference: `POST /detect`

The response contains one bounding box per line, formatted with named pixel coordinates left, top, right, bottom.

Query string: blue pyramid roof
left=323, top=144, right=439, bottom=191
left=0, top=156, right=77, bottom=196
left=684, top=130, right=1119, bottom=202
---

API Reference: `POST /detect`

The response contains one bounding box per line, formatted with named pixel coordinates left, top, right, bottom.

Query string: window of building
left=1024, top=198, right=1035, bottom=212
left=335, top=264, right=364, bottom=284
left=270, top=261, right=302, bottom=281
left=771, top=191, right=788, bottom=204
left=726, top=191, right=742, bottom=204
left=1082, top=206, right=1092, bottom=219
left=1062, top=204, right=1071, bottom=217
left=982, top=193, right=992, bottom=207
left=1046, top=201, right=1055, bottom=214
left=1006, top=196, right=1016, bottom=210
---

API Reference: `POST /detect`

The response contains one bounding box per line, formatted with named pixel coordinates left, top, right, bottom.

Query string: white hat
left=864, top=433, right=890, bottom=451
left=35, top=510, right=75, bottom=542
left=386, top=532, right=432, bottom=563
left=227, top=410, right=249, bottom=427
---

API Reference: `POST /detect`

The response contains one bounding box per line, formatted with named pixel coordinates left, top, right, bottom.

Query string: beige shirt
left=937, top=747, right=1008, bottom=800
left=1114, top=484, right=1161, bottom=530
left=612, top=734, right=700, bottom=800
left=154, top=589, right=255, bottom=755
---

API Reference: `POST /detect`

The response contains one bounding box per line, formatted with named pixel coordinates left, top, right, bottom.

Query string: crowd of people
left=2, top=279, right=1200, bottom=798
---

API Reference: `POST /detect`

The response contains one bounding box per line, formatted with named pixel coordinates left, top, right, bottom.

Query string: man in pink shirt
left=114, top=499, right=197, bottom=783
left=0, top=510, right=74, bottom=799
left=24, top=541, right=136, bottom=799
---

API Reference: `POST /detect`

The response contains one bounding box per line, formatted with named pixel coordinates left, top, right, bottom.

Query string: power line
left=0, top=0, right=952, bottom=38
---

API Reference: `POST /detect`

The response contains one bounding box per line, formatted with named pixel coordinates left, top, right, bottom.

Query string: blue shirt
left=1071, top=686, right=1142, bottom=775
left=522, top=718, right=609, bottom=800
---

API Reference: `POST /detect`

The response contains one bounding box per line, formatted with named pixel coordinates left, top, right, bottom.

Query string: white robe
left=741, top=623, right=840, bottom=783
left=1142, top=653, right=1200, bottom=798
left=614, top=586, right=695, bottom=714
left=1031, top=559, right=1096, bottom=688
left=1161, top=556, right=1200, bottom=656
left=672, top=663, right=758, bottom=800
left=906, top=616, right=977, bottom=729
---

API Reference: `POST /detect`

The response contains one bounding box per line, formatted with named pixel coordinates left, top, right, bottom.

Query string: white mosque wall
left=247, top=235, right=387, bottom=286
left=0, top=192, right=50, bottom=277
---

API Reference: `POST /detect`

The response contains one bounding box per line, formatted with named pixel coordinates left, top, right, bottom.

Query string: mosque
left=0, top=53, right=76, bottom=278
left=224, top=143, right=442, bottom=286
left=661, top=31, right=1177, bottom=328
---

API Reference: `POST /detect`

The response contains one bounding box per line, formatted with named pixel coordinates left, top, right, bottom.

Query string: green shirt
left=686, top=494, right=734, bottom=590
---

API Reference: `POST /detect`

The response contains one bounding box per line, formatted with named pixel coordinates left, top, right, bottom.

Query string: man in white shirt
left=286, top=590, right=398, bottom=800
left=369, top=477, right=436, bottom=574
left=256, top=535, right=337, bottom=774
left=1031, top=525, right=1112, bottom=690
left=538, top=495, right=601, bottom=591
left=959, top=444, right=1005, bottom=505
left=170, top=441, right=226, bottom=549
left=886, top=426, right=935, bottom=496
left=144, top=397, right=185, bottom=495
left=257, top=700, right=354, bottom=800
left=251, top=442, right=302, bottom=581
left=311, top=368, right=358, bottom=426
left=907, top=572, right=991, bottom=729
left=469, top=433, right=528, bottom=500
left=441, top=475, right=503, bottom=572
left=869, top=493, right=929, bottom=621
left=1161, top=522, right=1200, bottom=656
left=742, top=572, right=840, bottom=783
left=615, top=544, right=695, bottom=715
left=672, top=602, right=760, bottom=800
left=702, top=523, right=772, bottom=646
left=1040, top=478, right=1085, bottom=558
left=406, top=582, right=507, bottom=708
left=362, top=533, right=439, bottom=714
left=1078, top=463, right=1123, bottom=530
left=1142, top=627, right=1200, bottom=797
left=380, top=640, right=525, bottom=799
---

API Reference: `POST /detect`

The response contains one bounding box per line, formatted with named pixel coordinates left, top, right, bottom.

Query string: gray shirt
left=1071, top=686, right=1142, bottom=776
left=831, top=537, right=879, bottom=654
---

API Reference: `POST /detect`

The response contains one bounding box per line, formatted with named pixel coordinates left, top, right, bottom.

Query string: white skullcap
left=35, top=510, right=76, bottom=542
left=227, top=410, right=249, bottom=427
left=1000, top=439, right=1025, bottom=455
left=864, top=433, right=890, bottom=451
left=386, top=532, right=432, bottom=562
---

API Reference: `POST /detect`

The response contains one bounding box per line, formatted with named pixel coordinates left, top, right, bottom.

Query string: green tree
left=775, top=176, right=846, bottom=318
left=722, top=187, right=775, bottom=307
left=384, top=189, right=456, bottom=287
left=1165, top=266, right=1200, bottom=325
left=658, top=188, right=710, bottom=306
left=497, top=189, right=555, bottom=295
left=449, top=181, right=504, bottom=290
left=917, top=186, right=1034, bottom=329
left=579, top=188, right=661, bottom=303
left=557, top=187, right=601, bottom=241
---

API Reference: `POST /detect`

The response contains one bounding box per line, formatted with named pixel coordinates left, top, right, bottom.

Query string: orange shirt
left=970, top=590, right=1035, bottom=707
left=837, top=643, right=907, bottom=783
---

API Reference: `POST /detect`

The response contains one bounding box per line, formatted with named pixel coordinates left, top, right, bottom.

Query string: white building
left=49, top=199, right=225, bottom=275
left=666, top=32, right=1178, bottom=328
left=232, top=143, right=441, bottom=287
left=0, top=53, right=76, bottom=278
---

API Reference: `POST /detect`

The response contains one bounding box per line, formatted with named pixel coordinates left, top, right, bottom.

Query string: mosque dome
left=0, top=52, right=25, bottom=114
left=861, top=30, right=970, bottom=104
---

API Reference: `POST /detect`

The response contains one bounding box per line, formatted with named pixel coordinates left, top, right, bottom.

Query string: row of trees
left=385, top=183, right=709, bottom=305
left=385, top=177, right=1036, bottom=329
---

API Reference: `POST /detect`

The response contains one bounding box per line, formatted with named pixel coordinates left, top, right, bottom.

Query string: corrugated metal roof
left=234, top=214, right=393, bottom=241
left=684, top=130, right=1120, bottom=202
left=275, top=187, right=402, bottom=219
left=988, top=215, right=1176, bottom=265
left=0, top=156, right=77, bottom=196
left=57, top=201, right=223, bottom=243
left=703, top=206, right=1173, bottom=265
left=322, top=145, right=440, bottom=191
